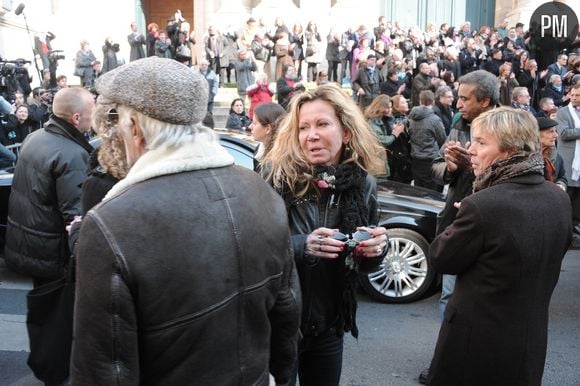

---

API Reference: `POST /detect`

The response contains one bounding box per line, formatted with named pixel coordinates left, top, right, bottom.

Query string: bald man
left=5, top=87, right=95, bottom=286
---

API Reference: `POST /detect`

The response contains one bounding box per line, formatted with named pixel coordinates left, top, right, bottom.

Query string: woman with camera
left=1, top=104, right=35, bottom=147
left=364, top=94, right=405, bottom=178
left=388, top=95, right=413, bottom=183
left=264, top=83, right=388, bottom=386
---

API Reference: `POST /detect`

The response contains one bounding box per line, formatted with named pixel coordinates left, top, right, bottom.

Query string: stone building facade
left=0, top=0, right=578, bottom=86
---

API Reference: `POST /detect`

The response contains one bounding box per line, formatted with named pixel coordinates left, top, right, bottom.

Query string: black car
left=0, top=130, right=445, bottom=303
left=217, top=130, right=445, bottom=303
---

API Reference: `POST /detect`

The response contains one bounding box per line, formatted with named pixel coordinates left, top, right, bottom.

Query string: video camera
left=47, top=50, right=65, bottom=63
left=0, top=58, right=32, bottom=102
left=0, top=59, right=30, bottom=77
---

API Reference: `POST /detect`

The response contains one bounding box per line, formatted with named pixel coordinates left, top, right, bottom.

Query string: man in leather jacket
left=71, top=57, right=300, bottom=385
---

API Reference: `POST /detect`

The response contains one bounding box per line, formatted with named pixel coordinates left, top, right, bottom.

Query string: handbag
left=26, top=256, right=75, bottom=385
left=73, top=66, right=84, bottom=77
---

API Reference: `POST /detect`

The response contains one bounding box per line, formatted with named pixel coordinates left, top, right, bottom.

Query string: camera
left=0, top=58, right=32, bottom=102
left=394, top=116, right=409, bottom=126
left=332, top=229, right=373, bottom=269
left=48, top=50, right=65, bottom=63
left=0, top=59, right=30, bottom=77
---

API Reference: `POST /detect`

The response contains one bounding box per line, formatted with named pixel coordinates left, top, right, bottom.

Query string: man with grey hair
left=71, top=57, right=300, bottom=385
left=432, top=85, right=455, bottom=135
left=419, top=69, right=498, bottom=384
left=542, top=74, right=570, bottom=108
left=511, top=86, right=537, bottom=114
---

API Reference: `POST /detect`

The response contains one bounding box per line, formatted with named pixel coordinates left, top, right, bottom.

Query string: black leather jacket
left=71, top=165, right=301, bottom=385
left=286, top=175, right=382, bottom=336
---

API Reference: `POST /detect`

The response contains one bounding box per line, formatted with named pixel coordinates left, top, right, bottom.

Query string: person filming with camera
left=27, top=87, right=51, bottom=130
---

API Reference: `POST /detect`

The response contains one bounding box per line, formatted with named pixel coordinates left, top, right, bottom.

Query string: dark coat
left=71, top=165, right=300, bottom=385
left=127, top=32, right=146, bottom=61
left=427, top=173, right=572, bottom=386
left=516, top=70, right=544, bottom=108
left=408, top=106, right=446, bottom=160
left=459, top=48, right=482, bottom=75
left=75, top=49, right=97, bottom=87
left=432, top=115, right=475, bottom=232
left=542, top=85, right=566, bottom=107
left=225, top=112, right=252, bottom=131
left=101, top=41, right=119, bottom=74
left=380, top=78, right=402, bottom=97
left=276, top=77, right=304, bottom=110
left=352, top=65, right=381, bottom=108
left=286, top=175, right=381, bottom=336
left=1, top=115, right=36, bottom=145
left=411, top=73, right=434, bottom=107
left=4, top=116, right=92, bottom=279
left=27, top=101, right=50, bottom=130
left=432, top=101, right=454, bottom=135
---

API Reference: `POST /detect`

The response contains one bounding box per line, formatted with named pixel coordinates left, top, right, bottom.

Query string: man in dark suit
left=547, top=54, right=569, bottom=80
left=556, top=82, right=580, bottom=247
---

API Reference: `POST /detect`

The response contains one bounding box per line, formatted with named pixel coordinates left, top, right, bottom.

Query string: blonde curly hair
left=92, top=98, right=129, bottom=179
left=264, top=83, right=385, bottom=197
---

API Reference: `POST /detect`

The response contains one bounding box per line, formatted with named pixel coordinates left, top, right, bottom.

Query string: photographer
left=28, top=87, right=51, bottom=130
left=101, top=37, right=120, bottom=74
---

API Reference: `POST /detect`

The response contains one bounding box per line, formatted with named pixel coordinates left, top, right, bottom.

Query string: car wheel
left=359, top=228, right=436, bottom=303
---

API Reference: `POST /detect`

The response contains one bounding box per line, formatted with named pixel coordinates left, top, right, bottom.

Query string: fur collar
left=104, top=131, right=234, bottom=200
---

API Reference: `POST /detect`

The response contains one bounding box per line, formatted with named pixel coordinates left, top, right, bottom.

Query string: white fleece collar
left=104, top=132, right=234, bottom=200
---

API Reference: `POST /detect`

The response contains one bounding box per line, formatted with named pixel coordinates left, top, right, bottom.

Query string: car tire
left=359, top=228, right=436, bottom=303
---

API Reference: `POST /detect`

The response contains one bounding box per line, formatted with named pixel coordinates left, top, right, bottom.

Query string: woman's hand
left=355, top=226, right=388, bottom=257
left=392, top=123, right=405, bottom=137
left=305, top=227, right=345, bottom=259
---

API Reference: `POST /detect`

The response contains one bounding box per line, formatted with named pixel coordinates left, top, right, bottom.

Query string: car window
left=221, top=144, right=254, bottom=170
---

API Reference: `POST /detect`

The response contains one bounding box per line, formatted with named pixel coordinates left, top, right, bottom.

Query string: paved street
left=1, top=251, right=579, bottom=386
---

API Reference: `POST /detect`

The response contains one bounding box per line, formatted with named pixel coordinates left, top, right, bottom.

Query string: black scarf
left=473, top=151, right=544, bottom=192
left=45, top=115, right=94, bottom=155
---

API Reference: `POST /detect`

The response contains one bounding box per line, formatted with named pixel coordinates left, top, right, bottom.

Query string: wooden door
left=142, top=0, right=194, bottom=30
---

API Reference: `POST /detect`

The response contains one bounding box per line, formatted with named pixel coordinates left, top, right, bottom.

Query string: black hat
left=536, top=117, right=558, bottom=130
left=366, top=54, right=376, bottom=60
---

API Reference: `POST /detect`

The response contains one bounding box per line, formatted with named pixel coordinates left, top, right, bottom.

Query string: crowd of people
left=1, top=9, right=579, bottom=386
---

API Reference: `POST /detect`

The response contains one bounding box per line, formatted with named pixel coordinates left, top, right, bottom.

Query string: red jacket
left=246, top=83, right=274, bottom=119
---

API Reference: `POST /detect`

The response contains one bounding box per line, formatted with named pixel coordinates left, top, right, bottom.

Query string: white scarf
left=569, top=103, right=580, bottom=181
left=104, top=131, right=234, bottom=200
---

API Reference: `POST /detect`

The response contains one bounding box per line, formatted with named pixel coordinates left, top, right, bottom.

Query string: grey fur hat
left=95, top=57, right=208, bottom=125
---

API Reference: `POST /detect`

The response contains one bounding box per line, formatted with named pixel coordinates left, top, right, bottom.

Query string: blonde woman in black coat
left=427, top=107, right=572, bottom=386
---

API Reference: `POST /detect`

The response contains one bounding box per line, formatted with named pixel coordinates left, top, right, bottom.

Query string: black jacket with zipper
left=286, top=175, right=382, bottom=336
left=4, top=116, right=92, bottom=279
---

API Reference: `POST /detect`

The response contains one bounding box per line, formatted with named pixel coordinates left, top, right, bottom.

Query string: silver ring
left=376, top=246, right=382, bottom=254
